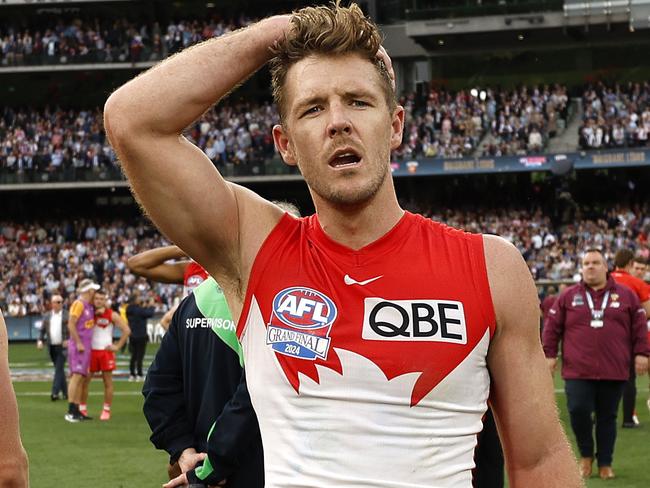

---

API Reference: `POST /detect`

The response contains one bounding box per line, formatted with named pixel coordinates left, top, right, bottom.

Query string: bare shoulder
left=483, top=234, right=539, bottom=334
left=217, top=183, right=287, bottom=296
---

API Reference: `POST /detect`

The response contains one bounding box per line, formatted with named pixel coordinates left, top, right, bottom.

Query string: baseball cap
left=78, top=278, right=100, bottom=293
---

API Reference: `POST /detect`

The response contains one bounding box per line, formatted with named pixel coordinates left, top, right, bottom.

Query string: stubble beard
left=303, top=158, right=389, bottom=206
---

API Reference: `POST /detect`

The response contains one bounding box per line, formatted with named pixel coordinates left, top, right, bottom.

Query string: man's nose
left=327, top=105, right=352, bottom=137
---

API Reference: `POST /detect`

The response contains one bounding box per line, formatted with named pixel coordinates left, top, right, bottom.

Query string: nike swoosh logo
left=344, top=274, right=383, bottom=286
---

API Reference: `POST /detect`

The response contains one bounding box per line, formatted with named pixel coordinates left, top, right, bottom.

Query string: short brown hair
left=270, top=1, right=396, bottom=121
left=614, top=248, right=634, bottom=269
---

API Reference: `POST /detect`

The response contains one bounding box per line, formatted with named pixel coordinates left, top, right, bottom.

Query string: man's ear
left=272, top=124, right=297, bottom=166
left=389, top=105, right=405, bottom=151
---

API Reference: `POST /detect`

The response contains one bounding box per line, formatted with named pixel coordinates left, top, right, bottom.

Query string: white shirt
left=49, top=311, right=63, bottom=345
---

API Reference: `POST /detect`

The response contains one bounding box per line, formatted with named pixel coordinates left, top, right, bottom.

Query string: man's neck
left=312, top=184, right=404, bottom=250
left=587, top=281, right=607, bottom=291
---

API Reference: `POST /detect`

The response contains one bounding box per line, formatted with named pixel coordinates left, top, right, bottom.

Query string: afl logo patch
left=186, top=274, right=205, bottom=288
left=267, top=287, right=337, bottom=360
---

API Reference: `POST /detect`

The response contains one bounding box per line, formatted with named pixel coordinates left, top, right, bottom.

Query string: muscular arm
left=127, top=246, right=189, bottom=283
left=484, top=235, right=582, bottom=487
left=67, top=304, right=82, bottom=351
left=111, top=311, right=131, bottom=351
left=104, top=17, right=289, bottom=298
left=0, top=312, right=29, bottom=487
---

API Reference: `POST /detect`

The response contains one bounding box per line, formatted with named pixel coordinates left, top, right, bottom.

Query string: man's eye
left=352, top=100, right=368, bottom=107
left=303, top=106, right=321, bottom=116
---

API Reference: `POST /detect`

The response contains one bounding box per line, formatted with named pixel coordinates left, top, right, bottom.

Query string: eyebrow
left=293, top=89, right=380, bottom=115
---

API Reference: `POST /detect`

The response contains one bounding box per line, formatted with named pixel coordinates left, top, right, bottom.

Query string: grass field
left=9, top=342, right=650, bottom=487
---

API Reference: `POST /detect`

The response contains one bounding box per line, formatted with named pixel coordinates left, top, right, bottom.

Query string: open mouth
left=329, top=149, right=362, bottom=169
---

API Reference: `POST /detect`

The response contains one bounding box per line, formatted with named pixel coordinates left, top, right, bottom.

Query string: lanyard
left=585, top=289, right=609, bottom=320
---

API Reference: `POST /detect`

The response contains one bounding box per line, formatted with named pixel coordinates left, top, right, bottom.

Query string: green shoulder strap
left=193, top=277, right=244, bottom=367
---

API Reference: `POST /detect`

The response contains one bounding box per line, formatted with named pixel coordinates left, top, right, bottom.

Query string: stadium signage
left=591, top=151, right=645, bottom=165
left=389, top=148, right=650, bottom=177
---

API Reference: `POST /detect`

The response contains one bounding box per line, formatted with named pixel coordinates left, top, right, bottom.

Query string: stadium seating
left=1, top=205, right=648, bottom=316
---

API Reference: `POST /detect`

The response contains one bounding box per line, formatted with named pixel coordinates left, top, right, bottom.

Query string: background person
left=543, top=248, right=649, bottom=480
left=80, top=290, right=131, bottom=420
left=126, top=293, right=156, bottom=381
left=65, top=278, right=99, bottom=422
left=144, top=277, right=263, bottom=487
left=610, top=248, right=650, bottom=428
left=127, top=245, right=208, bottom=330
left=631, top=256, right=648, bottom=282
left=0, top=310, right=29, bottom=487
left=37, top=294, right=69, bottom=401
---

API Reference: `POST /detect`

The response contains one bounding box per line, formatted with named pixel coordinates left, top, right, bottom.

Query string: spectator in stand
left=126, top=292, right=156, bottom=381
left=580, top=81, right=650, bottom=150
left=0, top=16, right=254, bottom=67
left=543, top=248, right=649, bottom=480
left=610, top=248, right=650, bottom=428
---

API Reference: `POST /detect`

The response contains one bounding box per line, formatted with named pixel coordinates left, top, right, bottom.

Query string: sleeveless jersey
left=237, top=212, right=496, bottom=488
left=184, top=261, right=209, bottom=297
left=92, top=308, right=114, bottom=350
left=70, top=299, right=95, bottom=346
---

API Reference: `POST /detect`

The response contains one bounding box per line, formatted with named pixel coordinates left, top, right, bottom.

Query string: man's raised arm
left=484, top=235, right=583, bottom=487
left=104, top=17, right=290, bottom=287
left=127, top=246, right=188, bottom=284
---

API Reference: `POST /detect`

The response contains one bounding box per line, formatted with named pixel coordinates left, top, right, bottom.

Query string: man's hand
left=635, top=355, right=649, bottom=376
left=546, top=357, right=557, bottom=375
left=162, top=472, right=187, bottom=488
left=76, top=342, right=85, bottom=353
left=376, top=46, right=395, bottom=91
left=106, top=344, right=118, bottom=352
left=177, top=448, right=206, bottom=473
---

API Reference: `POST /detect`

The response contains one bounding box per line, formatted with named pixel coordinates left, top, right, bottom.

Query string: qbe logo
left=362, top=298, right=467, bottom=344
left=266, top=287, right=337, bottom=360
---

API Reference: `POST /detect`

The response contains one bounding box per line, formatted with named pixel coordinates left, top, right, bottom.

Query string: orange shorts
left=90, top=349, right=116, bottom=373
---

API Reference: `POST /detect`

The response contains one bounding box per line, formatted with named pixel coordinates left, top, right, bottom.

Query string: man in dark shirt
left=126, top=294, right=156, bottom=381
left=543, top=249, right=649, bottom=480
left=143, top=277, right=263, bottom=487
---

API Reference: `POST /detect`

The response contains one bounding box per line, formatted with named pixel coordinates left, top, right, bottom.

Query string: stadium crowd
left=0, top=219, right=176, bottom=317
left=0, top=16, right=253, bottom=66
left=580, top=81, right=650, bottom=150
left=1, top=204, right=648, bottom=317
left=1, top=83, right=572, bottom=179
left=0, top=102, right=279, bottom=178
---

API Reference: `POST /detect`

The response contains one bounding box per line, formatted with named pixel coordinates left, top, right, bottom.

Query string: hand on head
left=376, top=46, right=395, bottom=92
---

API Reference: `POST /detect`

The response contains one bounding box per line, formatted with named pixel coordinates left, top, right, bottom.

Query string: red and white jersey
left=237, top=212, right=496, bottom=487
left=92, top=308, right=114, bottom=350
left=183, top=261, right=209, bottom=297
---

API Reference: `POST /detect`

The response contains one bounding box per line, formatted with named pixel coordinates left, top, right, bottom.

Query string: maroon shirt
left=540, top=294, right=558, bottom=322
left=542, top=277, right=649, bottom=381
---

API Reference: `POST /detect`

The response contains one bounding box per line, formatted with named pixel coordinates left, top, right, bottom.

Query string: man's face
left=273, top=53, right=404, bottom=207
left=51, top=296, right=63, bottom=311
left=632, top=261, right=647, bottom=280
left=93, top=293, right=106, bottom=309
left=581, top=251, right=608, bottom=287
